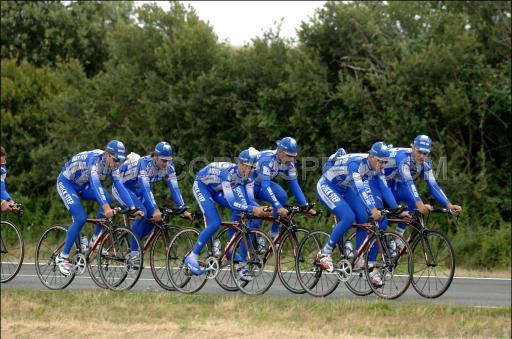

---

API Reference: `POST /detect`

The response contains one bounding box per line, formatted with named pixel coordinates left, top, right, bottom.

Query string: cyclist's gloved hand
left=399, top=211, right=412, bottom=220
left=278, top=207, right=288, bottom=217
left=253, top=206, right=271, bottom=218
left=446, top=203, right=462, bottom=216
left=130, top=207, right=144, bottom=218
left=416, top=201, right=433, bottom=215
left=104, top=205, right=116, bottom=219
left=305, top=204, right=318, bottom=217
left=370, top=208, right=382, bottom=221
left=181, top=210, right=194, bottom=221
left=153, top=208, right=162, bottom=222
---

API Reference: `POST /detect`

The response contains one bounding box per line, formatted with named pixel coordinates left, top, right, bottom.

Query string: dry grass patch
left=1, top=289, right=510, bottom=338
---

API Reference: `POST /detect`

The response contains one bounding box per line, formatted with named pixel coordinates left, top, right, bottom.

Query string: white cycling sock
left=322, top=245, right=333, bottom=255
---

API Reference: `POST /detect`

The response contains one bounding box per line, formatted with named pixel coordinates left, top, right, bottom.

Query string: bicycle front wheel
left=150, top=225, right=181, bottom=291
left=295, top=230, right=340, bottom=297
left=277, top=227, right=309, bottom=294
left=411, top=230, right=455, bottom=298
left=364, top=232, right=412, bottom=300
left=1, top=220, right=24, bottom=283
left=166, top=227, right=208, bottom=294
left=97, top=227, right=143, bottom=291
left=231, top=229, right=277, bottom=295
left=35, top=225, right=76, bottom=289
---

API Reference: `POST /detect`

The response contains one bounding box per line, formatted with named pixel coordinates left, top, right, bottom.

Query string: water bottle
left=213, top=239, right=221, bottom=257
left=80, top=235, right=89, bottom=252
left=344, top=240, right=354, bottom=259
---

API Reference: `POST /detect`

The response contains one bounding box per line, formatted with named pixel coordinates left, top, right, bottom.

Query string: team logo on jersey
left=193, top=181, right=205, bottom=202
left=57, top=182, right=75, bottom=206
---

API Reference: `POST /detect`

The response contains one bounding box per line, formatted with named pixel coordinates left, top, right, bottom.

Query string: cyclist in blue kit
left=55, top=140, right=142, bottom=275
left=184, top=147, right=271, bottom=281
left=113, top=141, right=193, bottom=258
left=384, top=135, right=462, bottom=248
left=316, top=142, right=409, bottom=286
left=252, top=137, right=317, bottom=239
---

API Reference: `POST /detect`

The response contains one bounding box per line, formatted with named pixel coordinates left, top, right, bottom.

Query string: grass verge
left=1, top=289, right=510, bottom=338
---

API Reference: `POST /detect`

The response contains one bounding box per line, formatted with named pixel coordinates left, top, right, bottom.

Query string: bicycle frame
left=333, top=215, right=396, bottom=267
left=388, top=211, right=444, bottom=266
left=82, top=218, right=118, bottom=262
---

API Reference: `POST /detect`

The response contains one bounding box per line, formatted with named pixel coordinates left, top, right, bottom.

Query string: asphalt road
left=2, top=263, right=510, bottom=307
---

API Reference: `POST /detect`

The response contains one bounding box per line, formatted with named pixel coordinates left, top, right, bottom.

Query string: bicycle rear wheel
left=343, top=231, right=373, bottom=296
left=411, top=230, right=455, bottom=298
left=231, top=229, right=277, bottom=295
left=166, top=227, right=208, bottom=293
left=364, top=232, right=412, bottom=299
left=1, top=221, right=24, bottom=283
left=97, top=227, right=143, bottom=291
left=35, top=225, right=76, bottom=289
left=277, top=227, right=309, bottom=294
left=150, top=225, right=181, bottom=291
left=214, top=227, right=238, bottom=292
left=295, top=230, right=340, bottom=297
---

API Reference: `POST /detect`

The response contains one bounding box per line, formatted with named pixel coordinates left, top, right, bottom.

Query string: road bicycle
left=166, top=211, right=278, bottom=295
left=296, top=207, right=413, bottom=299
left=35, top=207, right=143, bottom=290
left=121, top=206, right=193, bottom=290
left=211, top=204, right=313, bottom=294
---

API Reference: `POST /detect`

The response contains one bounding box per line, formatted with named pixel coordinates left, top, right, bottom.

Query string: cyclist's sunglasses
left=241, top=162, right=257, bottom=169
left=107, top=151, right=122, bottom=163
left=375, top=157, right=389, bottom=165
left=417, top=149, right=430, bottom=156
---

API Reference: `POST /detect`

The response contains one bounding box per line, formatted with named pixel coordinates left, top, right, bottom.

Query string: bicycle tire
left=277, top=227, right=309, bottom=294
left=35, top=224, right=76, bottom=290
left=150, top=225, right=181, bottom=291
left=411, top=230, right=455, bottom=298
left=1, top=220, right=24, bottom=283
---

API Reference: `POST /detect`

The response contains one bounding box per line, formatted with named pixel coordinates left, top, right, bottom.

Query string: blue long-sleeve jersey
left=196, top=162, right=258, bottom=213
left=383, top=148, right=450, bottom=206
left=1, top=164, right=11, bottom=201
left=322, top=153, right=397, bottom=211
left=117, top=155, right=187, bottom=211
left=254, top=150, right=307, bottom=209
left=60, top=150, right=134, bottom=207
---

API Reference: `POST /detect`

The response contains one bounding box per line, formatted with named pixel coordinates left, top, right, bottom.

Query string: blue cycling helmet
left=237, top=147, right=260, bottom=164
left=335, top=148, right=347, bottom=157
left=106, top=140, right=126, bottom=162
left=276, top=137, right=298, bottom=156
left=154, top=141, right=173, bottom=160
left=412, top=135, right=432, bottom=153
left=369, top=141, right=390, bottom=158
